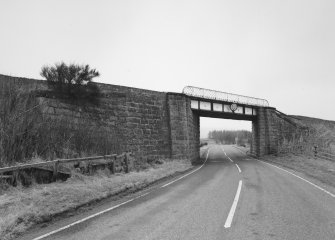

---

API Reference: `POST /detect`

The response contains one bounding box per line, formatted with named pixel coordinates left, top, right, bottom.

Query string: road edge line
left=235, top=164, right=241, bottom=173
left=257, top=160, right=335, bottom=198
left=161, top=149, right=210, bottom=188
left=32, top=149, right=211, bottom=240
left=31, top=198, right=135, bottom=240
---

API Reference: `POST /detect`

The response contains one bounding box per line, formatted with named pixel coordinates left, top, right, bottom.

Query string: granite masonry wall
left=0, top=75, right=171, bottom=162
left=0, top=74, right=309, bottom=163
left=250, top=107, right=308, bottom=156
left=167, top=93, right=200, bottom=163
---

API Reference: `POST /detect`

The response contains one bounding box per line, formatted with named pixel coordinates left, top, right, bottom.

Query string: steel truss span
left=182, top=86, right=269, bottom=107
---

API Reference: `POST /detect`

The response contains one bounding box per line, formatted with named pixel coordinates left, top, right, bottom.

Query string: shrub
left=40, top=62, right=101, bottom=103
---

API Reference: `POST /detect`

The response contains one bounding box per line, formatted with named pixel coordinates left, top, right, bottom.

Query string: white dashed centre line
left=221, top=147, right=234, bottom=163
left=224, top=180, right=243, bottom=228
left=227, top=156, right=234, bottom=163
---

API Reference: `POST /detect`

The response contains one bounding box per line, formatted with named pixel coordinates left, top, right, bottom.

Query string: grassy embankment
left=249, top=115, right=335, bottom=194
left=272, top=115, right=335, bottom=193
left=291, top=115, right=335, bottom=153
left=261, top=154, right=335, bottom=194
left=0, top=79, right=121, bottom=168
left=0, top=159, right=194, bottom=240
left=234, top=114, right=335, bottom=193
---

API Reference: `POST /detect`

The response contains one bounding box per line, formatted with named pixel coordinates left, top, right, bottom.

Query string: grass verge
left=260, top=153, right=335, bottom=194
left=0, top=159, right=193, bottom=240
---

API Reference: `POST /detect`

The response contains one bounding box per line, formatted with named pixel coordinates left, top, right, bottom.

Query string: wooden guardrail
left=278, top=145, right=305, bottom=154
left=313, top=146, right=335, bottom=161
left=279, top=145, right=335, bottom=161
left=0, top=152, right=133, bottom=185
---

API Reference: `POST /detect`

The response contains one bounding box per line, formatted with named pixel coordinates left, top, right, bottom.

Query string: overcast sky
left=1, top=0, right=335, bottom=138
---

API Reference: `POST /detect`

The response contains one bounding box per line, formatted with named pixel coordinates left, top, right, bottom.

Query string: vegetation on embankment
left=0, top=159, right=193, bottom=240
left=234, top=144, right=335, bottom=194
left=291, top=115, right=335, bottom=153
left=0, top=79, right=119, bottom=167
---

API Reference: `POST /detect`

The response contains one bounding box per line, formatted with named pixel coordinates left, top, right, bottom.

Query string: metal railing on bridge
left=183, top=86, right=269, bottom=107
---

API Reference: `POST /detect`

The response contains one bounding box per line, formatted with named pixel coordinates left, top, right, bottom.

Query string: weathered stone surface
left=0, top=74, right=308, bottom=163
left=167, top=93, right=200, bottom=163
left=0, top=75, right=171, bottom=162
left=250, top=107, right=308, bottom=156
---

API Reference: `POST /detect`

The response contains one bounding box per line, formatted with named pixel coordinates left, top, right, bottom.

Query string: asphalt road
left=27, top=144, right=335, bottom=240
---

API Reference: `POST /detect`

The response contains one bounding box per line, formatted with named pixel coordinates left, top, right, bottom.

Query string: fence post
left=314, top=146, right=318, bottom=158
left=12, top=170, right=19, bottom=186
left=53, top=160, right=59, bottom=181
left=88, top=163, right=93, bottom=175
left=111, top=156, right=116, bottom=174
left=124, top=153, right=129, bottom=173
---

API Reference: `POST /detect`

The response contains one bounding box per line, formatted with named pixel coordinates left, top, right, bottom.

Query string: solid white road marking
left=224, top=180, right=243, bottom=228
left=235, top=164, right=241, bottom=173
left=227, top=156, right=234, bottom=163
left=32, top=191, right=151, bottom=240
left=32, top=198, right=135, bottom=240
left=258, top=160, right=335, bottom=198
left=32, top=149, right=211, bottom=240
left=161, top=150, right=210, bottom=188
left=221, top=147, right=234, bottom=163
left=232, top=145, right=248, bottom=155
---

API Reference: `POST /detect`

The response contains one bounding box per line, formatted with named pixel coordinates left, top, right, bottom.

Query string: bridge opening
left=200, top=118, right=252, bottom=148
left=178, top=86, right=270, bottom=161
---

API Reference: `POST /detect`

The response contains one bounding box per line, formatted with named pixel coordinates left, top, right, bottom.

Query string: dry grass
left=262, top=153, right=335, bottom=193
left=292, top=115, right=335, bottom=153
left=0, top=81, right=121, bottom=167
left=0, top=159, right=192, bottom=240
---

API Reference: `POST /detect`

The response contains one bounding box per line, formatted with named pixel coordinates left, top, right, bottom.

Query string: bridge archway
left=167, top=87, right=276, bottom=163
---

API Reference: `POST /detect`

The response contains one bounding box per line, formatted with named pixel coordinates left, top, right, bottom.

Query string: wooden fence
left=278, top=145, right=306, bottom=154
left=0, top=152, right=133, bottom=185
left=278, top=145, right=335, bottom=161
left=313, top=147, right=335, bottom=161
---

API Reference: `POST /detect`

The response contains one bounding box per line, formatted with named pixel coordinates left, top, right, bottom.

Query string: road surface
left=26, top=144, right=335, bottom=240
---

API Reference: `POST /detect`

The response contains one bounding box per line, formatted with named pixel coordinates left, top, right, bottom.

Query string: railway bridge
left=167, top=86, right=304, bottom=162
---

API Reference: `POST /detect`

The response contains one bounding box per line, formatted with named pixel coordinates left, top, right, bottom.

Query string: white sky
left=1, top=0, right=334, bottom=137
